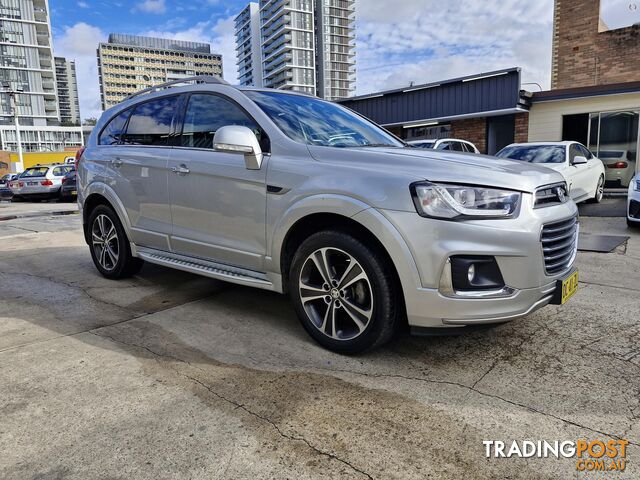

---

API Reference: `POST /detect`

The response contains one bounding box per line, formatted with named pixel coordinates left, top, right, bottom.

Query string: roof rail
left=124, top=75, right=229, bottom=101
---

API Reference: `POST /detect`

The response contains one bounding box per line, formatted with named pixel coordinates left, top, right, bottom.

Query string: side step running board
left=136, top=248, right=274, bottom=291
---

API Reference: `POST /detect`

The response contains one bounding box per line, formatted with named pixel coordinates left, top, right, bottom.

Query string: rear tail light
left=607, top=161, right=628, bottom=169
left=75, top=146, right=85, bottom=170
left=61, top=177, right=67, bottom=185
left=18, top=181, right=24, bottom=187
left=41, top=179, right=53, bottom=186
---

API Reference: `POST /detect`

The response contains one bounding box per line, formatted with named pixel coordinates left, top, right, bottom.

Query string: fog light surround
left=439, top=256, right=515, bottom=298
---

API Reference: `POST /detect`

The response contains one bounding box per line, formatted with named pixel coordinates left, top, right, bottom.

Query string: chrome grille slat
left=541, top=215, right=579, bottom=275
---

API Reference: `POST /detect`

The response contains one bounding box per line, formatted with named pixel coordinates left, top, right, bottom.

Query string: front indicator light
left=411, top=182, right=521, bottom=220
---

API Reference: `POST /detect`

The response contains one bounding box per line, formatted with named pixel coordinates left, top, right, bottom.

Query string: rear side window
left=22, top=167, right=48, bottom=177
left=180, top=94, right=260, bottom=149
left=451, top=142, right=465, bottom=152
left=99, top=110, right=131, bottom=145
left=122, top=96, right=178, bottom=146
left=52, top=166, right=74, bottom=176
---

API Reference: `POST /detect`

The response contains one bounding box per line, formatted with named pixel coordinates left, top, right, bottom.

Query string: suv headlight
left=635, top=178, right=640, bottom=191
left=410, top=182, right=521, bottom=220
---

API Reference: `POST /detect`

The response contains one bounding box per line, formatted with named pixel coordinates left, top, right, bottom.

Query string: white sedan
left=496, top=141, right=605, bottom=204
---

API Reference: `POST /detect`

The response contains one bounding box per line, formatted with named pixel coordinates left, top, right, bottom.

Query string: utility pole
left=2, top=82, right=24, bottom=173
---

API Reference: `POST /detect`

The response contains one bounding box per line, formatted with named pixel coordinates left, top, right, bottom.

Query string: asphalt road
left=0, top=203, right=639, bottom=479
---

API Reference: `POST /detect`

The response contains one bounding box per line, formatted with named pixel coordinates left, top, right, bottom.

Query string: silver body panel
left=79, top=83, right=578, bottom=329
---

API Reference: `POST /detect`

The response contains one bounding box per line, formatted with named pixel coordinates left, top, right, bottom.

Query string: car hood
left=307, top=146, right=565, bottom=193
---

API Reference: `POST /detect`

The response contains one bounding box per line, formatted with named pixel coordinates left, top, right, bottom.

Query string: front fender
left=265, top=194, right=422, bottom=295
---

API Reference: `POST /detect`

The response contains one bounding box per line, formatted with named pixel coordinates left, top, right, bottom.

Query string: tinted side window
left=53, top=166, right=74, bottom=176
left=438, top=142, right=451, bottom=151
left=122, top=96, right=178, bottom=146
left=180, top=94, right=260, bottom=149
left=451, top=142, right=465, bottom=152
left=99, top=110, right=131, bottom=145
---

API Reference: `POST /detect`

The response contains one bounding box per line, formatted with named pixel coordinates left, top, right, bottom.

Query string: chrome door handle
left=171, top=165, right=190, bottom=175
left=112, top=158, right=123, bottom=167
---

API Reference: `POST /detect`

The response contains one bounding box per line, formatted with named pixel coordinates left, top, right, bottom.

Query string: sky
left=50, top=0, right=555, bottom=121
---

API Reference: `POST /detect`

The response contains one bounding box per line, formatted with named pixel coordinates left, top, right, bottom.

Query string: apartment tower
left=0, top=0, right=82, bottom=154
left=55, top=56, right=80, bottom=125
left=97, top=34, right=223, bottom=110
left=235, top=3, right=263, bottom=87
left=236, top=0, right=355, bottom=99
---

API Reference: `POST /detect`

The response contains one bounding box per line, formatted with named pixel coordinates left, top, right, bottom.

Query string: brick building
left=527, top=0, right=640, bottom=188
left=551, top=0, right=640, bottom=89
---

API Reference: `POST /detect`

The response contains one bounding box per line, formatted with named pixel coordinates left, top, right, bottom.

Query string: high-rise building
left=235, top=0, right=355, bottom=99
left=97, top=34, right=223, bottom=110
left=0, top=0, right=58, bottom=125
left=0, top=0, right=83, bottom=156
left=315, top=0, right=355, bottom=100
left=55, top=57, right=80, bottom=125
left=235, top=3, right=263, bottom=87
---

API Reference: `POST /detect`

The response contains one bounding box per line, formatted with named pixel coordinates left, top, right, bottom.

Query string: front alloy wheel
left=299, top=247, right=373, bottom=341
left=289, top=230, right=400, bottom=354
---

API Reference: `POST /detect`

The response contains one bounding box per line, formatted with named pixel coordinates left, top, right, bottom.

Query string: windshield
left=496, top=145, right=566, bottom=164
left=244, top=91, right=404, bottom=148
left=598, top=150, right=626, bottom=159
left=22, top=167, right=49, bottom=177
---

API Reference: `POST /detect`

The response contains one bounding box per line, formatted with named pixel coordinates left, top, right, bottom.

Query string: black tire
left=628, top=218, right=640, bottom=229
left=88, top=204, right=143, bottom=279
left=588, top=175, right=604, bottom=203
left=289, top=230, right=401, bottom=354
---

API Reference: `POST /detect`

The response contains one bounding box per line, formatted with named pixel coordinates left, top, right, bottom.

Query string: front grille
left=541, top=216, right=579, bottom=275
left=534, top=182, right=569, bottom=208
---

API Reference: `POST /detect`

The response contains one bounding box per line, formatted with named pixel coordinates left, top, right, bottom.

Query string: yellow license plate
left=561, top=270, right=579, bottom=304
left=71, top=190, right=77, bottom=195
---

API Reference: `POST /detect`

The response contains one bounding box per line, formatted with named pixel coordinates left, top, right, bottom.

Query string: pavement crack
left=320, top=367, right=639, bottom=448
left=89, top=332, right=375, bottom=480
left=579, top=280, right=640, bottom=293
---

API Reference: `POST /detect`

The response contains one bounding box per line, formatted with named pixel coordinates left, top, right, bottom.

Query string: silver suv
left=79, top=76, right=579, bottom=353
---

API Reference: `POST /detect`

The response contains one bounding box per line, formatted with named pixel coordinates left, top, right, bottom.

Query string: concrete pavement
left=0, top=204, right=638, bottom=479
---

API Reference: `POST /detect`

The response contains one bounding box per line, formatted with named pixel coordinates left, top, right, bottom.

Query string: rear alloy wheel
left=88, top=205, right=143, bottom=279
left=290, top=231, right=400, bottom=354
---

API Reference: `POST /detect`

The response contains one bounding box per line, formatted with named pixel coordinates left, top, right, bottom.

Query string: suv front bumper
left=378, top=196, right=579, bottom=330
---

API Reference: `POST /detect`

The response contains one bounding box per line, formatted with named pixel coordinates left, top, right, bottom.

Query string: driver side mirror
left=213, top=125, right=263, bottom=170
left=572, top=155, right=588, bottom=165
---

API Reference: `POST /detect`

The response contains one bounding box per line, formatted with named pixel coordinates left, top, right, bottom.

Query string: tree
left=83, top=117, right=97, bottom=126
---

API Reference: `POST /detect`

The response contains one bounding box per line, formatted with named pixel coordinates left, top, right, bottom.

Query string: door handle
left=171, top=165, right=190, bottom=175
left=111, top=158, right=123, bottom=167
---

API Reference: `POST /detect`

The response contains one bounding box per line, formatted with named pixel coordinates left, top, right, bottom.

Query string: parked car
left=496, top=141, right=605, bottom=204
left=79, top=77, right=579, bottom=353
left=408, top=138, right=480, bottom=153
left=0, top=173, right=17, bottom=200
left=11, top=164, right=75, bottom=202
left=8, top=171, right=26, bottom=200
left=628, top=175, right=640, bottom=229
left=60, top=170, right=77, bottom=201
left=598, top=150, right=636, bottom=188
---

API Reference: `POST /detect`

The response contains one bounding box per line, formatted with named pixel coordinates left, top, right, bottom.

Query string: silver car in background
left=11, top=164, right=75, bottom=201
left=78, top=76, right=579, bottom=353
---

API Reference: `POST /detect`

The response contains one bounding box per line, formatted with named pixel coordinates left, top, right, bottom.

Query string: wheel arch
left=81, top=183, right=132, bottom=245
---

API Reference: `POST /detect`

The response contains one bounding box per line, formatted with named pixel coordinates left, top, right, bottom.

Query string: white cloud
left=353, top=0, right=554, bottom=94
left=143, top=15, right=237, bottom=83
left=77, top=1, right=88, bottom=8
left=135, top=0, right=166, bottom=14
left=53, top=22, right=106, bottom=121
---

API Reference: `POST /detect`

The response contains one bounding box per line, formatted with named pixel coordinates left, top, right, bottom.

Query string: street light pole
left=2, top=83, right=24, bottom=173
